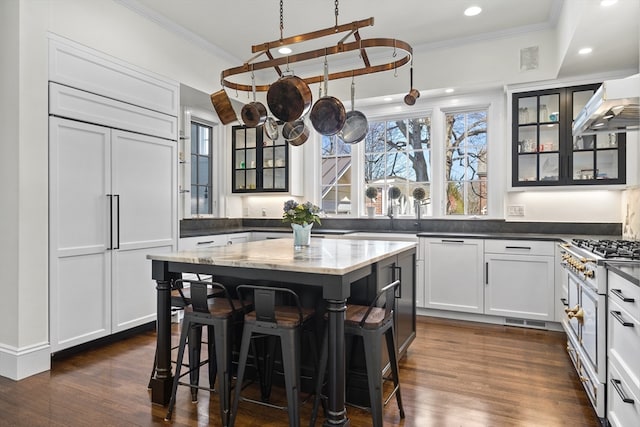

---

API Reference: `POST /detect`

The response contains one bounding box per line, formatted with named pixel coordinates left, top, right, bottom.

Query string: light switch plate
left=507, top=205, right=525, bottom=216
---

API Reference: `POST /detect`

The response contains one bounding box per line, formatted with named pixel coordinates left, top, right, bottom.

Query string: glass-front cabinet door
left=512, top=83, right=626, bottom=187
left=232, top=124, right=289, bottom=193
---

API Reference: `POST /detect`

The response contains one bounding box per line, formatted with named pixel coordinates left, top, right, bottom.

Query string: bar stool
left=310, top=279, right=405, bottom=427
left=230, top=285, right=316, bottom=427
left=148, top=275, right=218, bottom=389
left=164, top=279, right=247, bottom=426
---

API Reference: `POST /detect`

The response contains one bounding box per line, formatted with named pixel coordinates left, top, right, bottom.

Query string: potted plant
left=365, top=186, right=378, bottom=218
left=412, top=187, right=428, bottom=219
left=282, top=199, right=321, bottom=248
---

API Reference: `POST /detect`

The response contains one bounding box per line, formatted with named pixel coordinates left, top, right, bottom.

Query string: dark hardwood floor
left=0, top=316, right=601, bottom=426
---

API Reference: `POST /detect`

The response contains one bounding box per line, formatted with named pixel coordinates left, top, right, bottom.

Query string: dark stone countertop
left=606, top=261, right=640, bottom=286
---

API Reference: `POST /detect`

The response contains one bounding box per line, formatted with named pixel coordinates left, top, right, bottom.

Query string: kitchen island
left=147, top=237, right=417, bottom=426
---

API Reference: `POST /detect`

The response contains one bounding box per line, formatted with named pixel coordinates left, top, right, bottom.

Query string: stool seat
left=244, top=305, right=315, bottom=328
left=345, top=304, right=388, bottom=328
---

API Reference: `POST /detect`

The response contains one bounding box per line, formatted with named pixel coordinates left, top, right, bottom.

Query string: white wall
left=0, top=0, right=241, bottom=380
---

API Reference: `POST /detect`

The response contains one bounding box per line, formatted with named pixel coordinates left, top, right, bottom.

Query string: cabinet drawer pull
left=611, top=310, right=634, bottom=327
left=505, top=246, right=531, bottom=250
left=441, top=239, right=464, bottom=244
left=611, top=379, right=635, bottom=404
left=560, top=297, right=568, bottom=307
left=197, top=240, right=216, bottom=246
left=611, top=288, right=635, bottom=303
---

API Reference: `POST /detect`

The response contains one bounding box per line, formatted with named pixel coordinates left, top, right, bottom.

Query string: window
left=444, top=110, right=488, bottom=216
left=190, top=121, right=213, bottom=215
left=321, top=136, right=352, bottom=215
left=364, top=117, right=431, bottom=217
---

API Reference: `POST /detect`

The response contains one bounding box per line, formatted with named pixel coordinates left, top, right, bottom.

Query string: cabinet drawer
left=608, top=298, right=640, bottom=382
left=484, top=239, right=554, bottom=256
left=608, top=359, right=640, bottom=427
left=179, top=235, right=226, bottom=251
left=609, top=272, right=640, bottom=320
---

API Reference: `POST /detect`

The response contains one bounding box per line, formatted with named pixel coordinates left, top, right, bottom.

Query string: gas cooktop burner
left=572, top=239, right=640, bottom=260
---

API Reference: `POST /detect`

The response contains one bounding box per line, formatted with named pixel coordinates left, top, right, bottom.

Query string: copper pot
left=404, top=88, right=420, bottom=106
left=210, top=89, right=238, bottom=125
left=267, top=75, right=312, bottom=123
left=241, top=102, right=267, bottom=127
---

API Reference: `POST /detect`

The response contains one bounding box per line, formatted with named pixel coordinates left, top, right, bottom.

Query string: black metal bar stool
left=310, top=279, right=405, bottom=427
left=148, top=275, right=218, bottom=390
left=230, top=285, right=317, bottom=427
left=164, top=279, right=248, bottom=426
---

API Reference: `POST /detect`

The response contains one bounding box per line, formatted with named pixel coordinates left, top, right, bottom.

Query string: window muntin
left=364, top=117, right=431, bottom=217
left=444, top=110, right=488, bottom=216
left=190, top=121, right=213, bottom=215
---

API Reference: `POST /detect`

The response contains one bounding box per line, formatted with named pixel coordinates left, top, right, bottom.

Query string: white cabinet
left=607, top=270, right=640, bottom=427
left=179, top=232, right=250, bottom=251
left=484, top=240, right=555, bottom=321
left=49, top=117, right=176, bottom=351
left=421, top=238, right=484, bottom=313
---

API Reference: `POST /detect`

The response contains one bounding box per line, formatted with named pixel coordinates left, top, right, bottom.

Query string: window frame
left=190, top=120, right=214, bottom=216
left=316, top=90, right=503, bottom=218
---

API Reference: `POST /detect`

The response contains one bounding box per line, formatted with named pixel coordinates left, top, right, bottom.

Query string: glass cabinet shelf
left=232, top=124, right=289, bottom=193
left=512, top=83, right=626, bottom=187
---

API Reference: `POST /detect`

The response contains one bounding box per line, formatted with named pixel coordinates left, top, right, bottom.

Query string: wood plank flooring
left=0, top=316, right=601, bottom=426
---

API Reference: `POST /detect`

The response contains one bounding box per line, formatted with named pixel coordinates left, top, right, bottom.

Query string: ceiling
left=116, top=0, right=639, bottom=105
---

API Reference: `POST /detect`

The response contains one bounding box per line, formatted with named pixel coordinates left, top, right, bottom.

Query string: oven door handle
left=610, top=310, right=634, bottom=327
left=610, top=288, right=635, bottom=303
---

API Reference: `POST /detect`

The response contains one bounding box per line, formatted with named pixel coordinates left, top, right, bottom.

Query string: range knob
left=584, top=270, right=595, bottom=279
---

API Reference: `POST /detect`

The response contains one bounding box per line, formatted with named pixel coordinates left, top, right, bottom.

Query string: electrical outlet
left=507, top=205, right=525, bottom=216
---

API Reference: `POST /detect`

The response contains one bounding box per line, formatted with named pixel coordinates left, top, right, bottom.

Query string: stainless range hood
left=572, top=74, right=639, bottom=136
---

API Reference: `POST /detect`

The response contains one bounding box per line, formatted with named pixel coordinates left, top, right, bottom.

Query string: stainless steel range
left=558, top=239, right=640, bottom=421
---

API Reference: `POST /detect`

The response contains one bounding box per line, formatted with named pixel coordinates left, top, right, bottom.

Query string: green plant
left=282, top=199, right=322, bottom=226
left=412, top=187, right=426, bottom=201
left=365, top=186, right=378, bottom=205
left=388, top=186, right=402, bottom=200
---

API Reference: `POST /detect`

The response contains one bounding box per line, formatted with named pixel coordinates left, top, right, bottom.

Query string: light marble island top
left=147, top=238, right=417, bottom=275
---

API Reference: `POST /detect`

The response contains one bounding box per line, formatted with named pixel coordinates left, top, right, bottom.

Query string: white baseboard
left=0, top=342, right=51, bottom=380
left=416, top=307, right=563, bottom=332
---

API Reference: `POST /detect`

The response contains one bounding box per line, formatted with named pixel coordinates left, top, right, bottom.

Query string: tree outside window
left=364, top=117, right=431, bottom=217
left=444, top=110, right=488, bottom=216
left=321, top=136, right=352, bottom=215
left=191, top=121, right=213, bottom=215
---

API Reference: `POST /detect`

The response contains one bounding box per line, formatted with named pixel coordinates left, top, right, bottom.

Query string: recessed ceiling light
left=601, top=0, right=618, bottom=7
left=383, top=97, right=393, bottom=102
left=578, top=47, right=593, bottom=55
left=278, top=46, right=292, bottom=54
left=464, top=6, right=482, bottom=16
left=445, top=88, right=455, bottom=93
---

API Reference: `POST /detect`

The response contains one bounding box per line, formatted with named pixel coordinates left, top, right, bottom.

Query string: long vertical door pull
left=114, top=194, right=120, bottom=249
left=107, top=194, right=113, bottom=250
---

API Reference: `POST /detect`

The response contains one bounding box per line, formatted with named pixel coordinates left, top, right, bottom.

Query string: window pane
left=199, top=127, right=210, bottom=155
left=444, top=110, right=488, bottom=216
left=361, top=116, right=432, bottom=217
left=198, top=156, right=210, bottom=185
left=322, top=135, right=352, bottom=216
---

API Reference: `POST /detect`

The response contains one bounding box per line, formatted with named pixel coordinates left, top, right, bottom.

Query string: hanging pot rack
left=219, top=17, right=414, bottom=93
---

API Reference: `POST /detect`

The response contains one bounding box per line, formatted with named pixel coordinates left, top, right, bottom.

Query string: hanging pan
left=282, top=117, right=309, bottom=146
left=210, top=89, right=238, bottom=125
left=404, top=64, right=420, bottom=106
left=310, top=57, right=346, bottom=136
left=263, top=116, right=279, bottom=140
left=339, top=77, right=368, bottom=144
left=241, top=70, right=267, bottom=127
left=267, top=74, right=313, bottom=123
